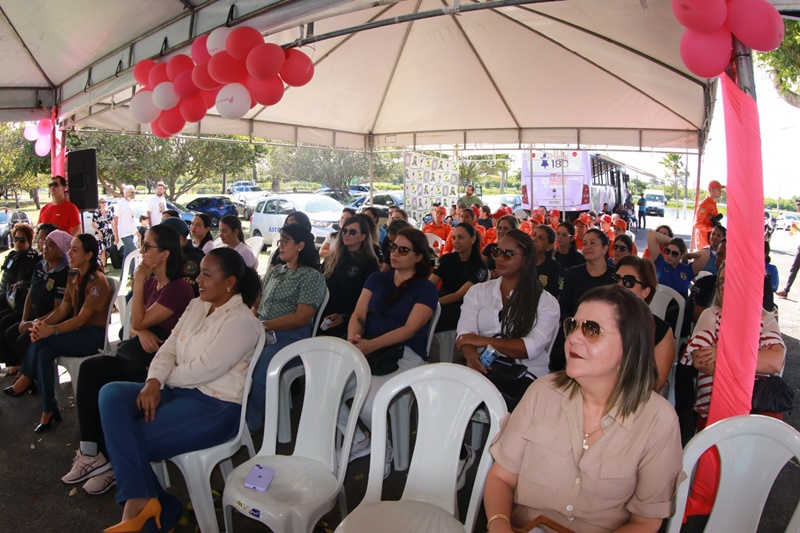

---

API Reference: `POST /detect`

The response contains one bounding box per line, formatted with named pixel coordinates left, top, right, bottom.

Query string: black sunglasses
left=563, top=317, right=618, bottom=343
left=13, top=236, right=27, bottom=243
left=490, top=247, right=517, bottom=259
left=664, top=248, right=681, bottom=258
left=48, top=182, right=61, bottom=188
left=611, top=273, right=644, bottom=289
left=340, top=228, right=359, bottom=237
left=612, top=245, right=629, bottom=253
left=388, top=242, right=413, bottom=256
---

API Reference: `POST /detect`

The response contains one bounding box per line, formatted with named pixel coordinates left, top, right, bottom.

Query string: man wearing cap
left=421, top=206, right=452, bottom=255
left=694, top=180, right=725, bottom=249
left=39, top=176, right=82, bottom=236
left=159, top=217, right=203, bottom=296
left=523, top=211, right=545, bottom=237
left=599, top=214, right=615, bottom=244
left=548, top=209, right=561, bottom=231
left=457, top=185, right=483, bottom=209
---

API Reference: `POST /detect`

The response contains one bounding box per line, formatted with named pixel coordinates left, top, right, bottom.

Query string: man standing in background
left=458, top=185, right=483, bottom=209
left=147, top=182, right=168, bottom=227
left=694, top=180, right=725, bottom=249
left=113, top=185, right=137, bottom=280
left=39, top=176, right=81, bottom=236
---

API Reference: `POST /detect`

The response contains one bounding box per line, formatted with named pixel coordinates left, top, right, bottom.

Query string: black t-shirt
left=655, top=314, right=671, bottom=344
left=323, top=251, right=380, bottom=317
left=181, top=243, right=205, bottom=296
left=537, top=257, right=565, bottom=299
left=558, top=263, right=617, bottom=319
left=482, top=243, right=498, bottom=271
left=0, top=248, right=40, bottom=298
left=554, top=248, right=586, bottom=271
left=27, top=260, right=69, bottom=319
left=433, top=252, right=489, bottom=331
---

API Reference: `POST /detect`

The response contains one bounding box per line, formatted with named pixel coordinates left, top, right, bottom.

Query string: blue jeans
left=20, top=326, right=106, bottom=413
left=246, top=324, right=311, bottom=432
left=120, top=235, right=136, bottom=281
left=99, top=382, right=241, bottom=504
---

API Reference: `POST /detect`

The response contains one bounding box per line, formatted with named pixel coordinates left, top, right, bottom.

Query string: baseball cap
left=708, top=180, right=726, bottom=189
left=613, top=219, right=627, bottom=230
left=549, top=209, right=560, bottom=218
left=491, top=206, right=514, bottom=219
left=160, top=217, right=189, bottom=237
left=578, top=212, right=592, bottom=225
left=531, top=212, right=545, bottom=224
left=434, top=206, right=447, bottom=215
left=600, top=214, right=612, bottom=224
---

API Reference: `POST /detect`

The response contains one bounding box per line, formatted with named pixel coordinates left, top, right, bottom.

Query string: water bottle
left=479, top=344, right=499, bottom=368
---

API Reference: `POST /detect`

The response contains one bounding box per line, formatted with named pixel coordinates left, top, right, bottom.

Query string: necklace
left=582, top=424, right=603, bottom=450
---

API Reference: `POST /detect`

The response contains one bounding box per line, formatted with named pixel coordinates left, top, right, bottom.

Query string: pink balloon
left=158, top=107, right=186, bottom=136
left=191, top=35, right=211, bottom=64
left=129, top=90, right=161, bottom=124
left=226, top=26, right=263, bottom=61
left=148, top=62, right=169, bottom=89
left=208, top=51, right=247, bottom=84
left=246, top=43, right=285, bottom=80
left=35, top=136, right=51, bottom=157
left=173, top=69, right=201, bottom=98
left=151, top=119, right=171, bottom=139
left=680, top=27, right=732, bottom=78
left=166, top=54, right=195, bottom=82
left=279, top=49, right=314, bottom=87
left=672, top=0, right=727, bottom=33
left=191, top=61, right=223, bottom=91
left=207, top=27, right=232, bottom=56
left=246, top=75, right=284, bottom=106
left=37, top=119, right=53, bottom=137
left=179, top=94, right=207, bottom=123
left=23, top=124, right=39, bottom=141
left=133, top=59, right=156, bottom=87
left=727, top=0, right=784, bottom=52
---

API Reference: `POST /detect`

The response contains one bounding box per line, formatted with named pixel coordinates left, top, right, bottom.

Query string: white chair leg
left=219, top=458, right=234, bottom=481
left=223, top=504, right=235, bottom=533
left=277, top=375, right=293, bottom=444
left=176, top=459, right=220, bottom=533
left=471, top=419, right=486, bottom=451
left=338, top=487, right=349, bottom=520
left=389, top=392, right=414, bottom=471
left=152, top=461, right=171, bottom=489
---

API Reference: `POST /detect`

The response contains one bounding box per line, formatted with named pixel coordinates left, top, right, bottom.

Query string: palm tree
left=660, top=154, right=686, bottom=213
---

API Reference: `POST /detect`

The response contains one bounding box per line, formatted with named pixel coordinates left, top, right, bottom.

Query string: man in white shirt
left=113, top=185, right=137, bottom=280
left=147, top=182, right=168, bottom=227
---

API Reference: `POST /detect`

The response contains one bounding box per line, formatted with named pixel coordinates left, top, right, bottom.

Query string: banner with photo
left=402, top=151, right=460, bottom=224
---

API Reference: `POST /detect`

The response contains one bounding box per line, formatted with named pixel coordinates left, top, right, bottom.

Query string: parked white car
left=776, top=213, right=799, bottom=231
left=249, top=193, right=342, bottom=249
left=232, top=187, right=269, bottom=219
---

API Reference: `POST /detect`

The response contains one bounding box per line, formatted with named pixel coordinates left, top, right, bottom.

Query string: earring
left=227, top=287, right=231, bottom=293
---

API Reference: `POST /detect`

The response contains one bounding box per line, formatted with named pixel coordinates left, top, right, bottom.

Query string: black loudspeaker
left=67, top=149, right=99, bottom=211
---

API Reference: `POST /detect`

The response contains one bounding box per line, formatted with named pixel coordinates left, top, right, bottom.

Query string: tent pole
left=368, top=134, right=374, bottom=204
left=732, top=38, right=757, bottom=102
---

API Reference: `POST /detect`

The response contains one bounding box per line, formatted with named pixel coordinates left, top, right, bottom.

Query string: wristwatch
left=52, top=326, right=59, bottom=335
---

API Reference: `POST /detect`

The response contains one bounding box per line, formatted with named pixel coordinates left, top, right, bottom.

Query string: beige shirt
left=489, top=374, right=683, bottom=533
left=147, top=294, right=262, bottom=404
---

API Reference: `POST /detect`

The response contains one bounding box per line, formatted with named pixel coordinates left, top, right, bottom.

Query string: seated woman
left=246, top=223, right=326, bottom=431
left=553, top=221, right=586, bottom=270
left=609, top=233, right=634, bottom=267
left=189, top=213, right=215, bottom=254
left=380, top=219, right=412, bottom=272
left=646, top=231, right=709, bottom=297
left=219, top=214, right=257, bottom=269
left=484, top=285, right=683, bottom=533
left=4, top=234, right=112, bottom=434
left=482, top=215, right=518, bottom=277
left=430, top=223, right=488, bottom=332
left=642, top=224, right=673, bottom=260
left=319, top=216, right=380, bottom=338
left=60, top=224, right=195, bottom=495
left=532, top=225, right=564, bottom=298
left=319, top=208, right=357, bottom=260
left=0, top=222, right=41, bottom=322
left=613, top=255, right=675, bottom=392
left=269, top=211, right=313, bottom=269
left=687, top=224, right=726, bottom=277
left=457, top=230, right=559, bottom=402
left=98, top=248, right=262, bottom=533
left=0, top=227, right=69, bottom=377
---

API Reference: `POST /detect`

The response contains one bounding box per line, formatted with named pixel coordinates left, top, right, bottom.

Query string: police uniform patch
left=46, top=278, right=54, bottom=291
left=90, top=285, right=100, bottom=298
left=477, top=268, right=489, bottom=283
left=538, top=274, right=548, bottom=286
left=184, top=261, right=199, bottom=276
left=347, top=266, right=359, bottom=277
left=680, top=273, right=688, bottom=280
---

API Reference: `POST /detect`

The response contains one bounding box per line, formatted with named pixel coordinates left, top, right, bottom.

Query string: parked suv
left=185, top=196, right=237, bottom=226
left=226, top=181, right=255, bottom=195
left=249, top=193, right=342, bottom=249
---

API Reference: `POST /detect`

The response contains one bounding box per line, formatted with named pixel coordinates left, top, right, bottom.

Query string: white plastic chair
left=694, top=270, right=713, bottom=282
left=222, top=337, right=371, bottom=533
left=666, top=415, right=800, bottom=533
left=213, top=237, right=223, bottom=248
left=335, top=364, right=508, bottom=533
left=425, top=232, right=444, bottom=254
left=434, top=330, right=458, bottom=363
left=245, top=236, right=263, bottom=254
left=649, top=284, right=685, bottom=357
left=164, top=329, right=266, bottom=533
left=276, top=288, right=330, bottom=443
left=115, top=250, right=140, bottom=330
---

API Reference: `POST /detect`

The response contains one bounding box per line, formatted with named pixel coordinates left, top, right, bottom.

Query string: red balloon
left=727, top=0, right=784, bottom=52
left=179, top=94, right=207, bottom=122
left=279, top=49, right=314, bottom=87
left=680, top=27, right=732, bottom=78
left=166, top=54, right=195, bottom=82
left=201, top=87, right=222, bottom=109
left=191, top=61, right=223, bottom=91
left=148, top=62, right=169, bottom=89
left=246, top=75, right=284, bottom=106
left=246, top=43, right=285, bottom=80
left=158, top=107, right=186, bottom=136
left=191, top=35, right=211, bottom=64
left=133, top=59, right=156, bottom=87
left=151, top=119, right=171, bottom=139
left=672, top=0, right=727, bottom=33
left=226, top=26, right=263, bottom=61
left=173, top=69, right=201, bottom=98
left=208, top=51, right=247, bottom=85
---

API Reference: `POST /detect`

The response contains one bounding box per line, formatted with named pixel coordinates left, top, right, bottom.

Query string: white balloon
left=152, top=82, right=180, bottom=111
left=129, top=90, right=161, bottom=123
left=23, top=124, right=39, bottom=141
left=216, top=83, right=251, bottom=119
left=207, top=27, right=232, bottom=56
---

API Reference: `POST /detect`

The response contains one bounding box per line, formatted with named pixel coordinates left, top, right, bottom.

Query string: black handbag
left=366, top=343, right=404, bottom=376
left=751, top=375, right=794, bottom=414
left=6, top=283, right=28, bottom=313
left=115, top=327, right=170, bottom=375
left=485, top=356, right=535, bottom=412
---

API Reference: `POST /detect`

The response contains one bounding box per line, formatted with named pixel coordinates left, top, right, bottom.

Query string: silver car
left=249, top=193, right=343, bottom=249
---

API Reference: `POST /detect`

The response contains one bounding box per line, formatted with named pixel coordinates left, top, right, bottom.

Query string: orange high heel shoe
left=104, top=498, right=162, bottom=533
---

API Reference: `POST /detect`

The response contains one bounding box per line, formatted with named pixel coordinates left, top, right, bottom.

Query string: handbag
left=366, top=343, right=404, bottom=376
left=114, top=327, right=170, bottom=375
left=751, top=375, right=794, bottom=414
left=6, top=283, right=28, bottom=313
left=485, top=356, right=535, bottom=412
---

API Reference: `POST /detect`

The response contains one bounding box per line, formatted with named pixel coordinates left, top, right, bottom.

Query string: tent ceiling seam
left=0, top=5, right=55, bottom=88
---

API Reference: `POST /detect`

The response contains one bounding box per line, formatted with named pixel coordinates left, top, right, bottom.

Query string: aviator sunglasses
left=563, top=317, right=619, bottom=343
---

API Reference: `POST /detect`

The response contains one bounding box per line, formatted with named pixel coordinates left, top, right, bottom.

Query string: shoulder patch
left=183, top=261, right=199, bottom=276
left=90, top=285, right=100, bottom=298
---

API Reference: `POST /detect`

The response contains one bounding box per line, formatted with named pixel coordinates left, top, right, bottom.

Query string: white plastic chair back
left=649, top=284, right=685, bottom=351
left=115, top=250, right=140, bottom=328
left=363, top=364, right=507, bottom=531
left=245, top=235, right=263, bottom=254
left=694, top=270, right=713, bottom=282
left=312, top=287, right=330, bottom=337
left=426, top=302, right=441, bottom=354
left=667, top=415, right=800, bottom=533
left=212, top=237, right=223, bottom=248
left=425, top=232, right=444, bottom=251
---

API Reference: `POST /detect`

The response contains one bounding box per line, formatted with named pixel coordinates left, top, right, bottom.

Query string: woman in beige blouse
left=485, top=285, right=683, bottom=533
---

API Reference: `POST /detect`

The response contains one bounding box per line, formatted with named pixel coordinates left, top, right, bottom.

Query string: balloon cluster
left=23, top=119, right=56, bottom=157
left=674, top=0, right=784, bottom=78
left=129, top=26, right=314, bottom=138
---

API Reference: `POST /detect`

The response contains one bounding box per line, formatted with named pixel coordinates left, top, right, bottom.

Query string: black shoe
left=3, top=381, right=33, bottom=397
left=34, top=409, right=62, bottom=433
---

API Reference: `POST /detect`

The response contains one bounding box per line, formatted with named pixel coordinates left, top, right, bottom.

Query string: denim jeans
left=246, top=323, right=311, bottom=432
left=120, top=235, right=136, bottom=281
left=19, top=325, right=106, bottom=413
left=99, top=382, right=241, bottom=504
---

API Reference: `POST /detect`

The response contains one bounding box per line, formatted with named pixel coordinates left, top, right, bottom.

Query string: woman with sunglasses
left=379, top=219, right=412, bottom=272
left=482, top=215, right=518, bottom=277
left=246, top=223, right=326, bottom=431
left=457, top=230, right=559, bottom=385
left=318, top=216, right=380, bottom=338
left=554, top=221, right=585, bottom=271
left=0, top=223, right=40, bottom=321
left=646, top=230, right=709, bottom=297
left=430, top=223, right=488, bottom=333
left=609, top=234, right=634, bottom=267
left=642, top=224, right=673, bottom=260
left=613, top=255, right=675, bottom=392
left=319, top=208, right=357, bottom=260
left=484, top=285, right=682, bottom=533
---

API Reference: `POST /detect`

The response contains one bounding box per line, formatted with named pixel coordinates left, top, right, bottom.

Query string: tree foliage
left=0, top=123, right=51, bottom=208
left=756, top=19, right=800, bottom=108
left=659, top=153, right=689, bottom=207
left=457, top=154, right=511, bottom=191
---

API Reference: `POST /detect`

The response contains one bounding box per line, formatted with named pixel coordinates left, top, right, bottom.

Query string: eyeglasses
left=277, top=238, right=293, bottom=248
left=563, top=317, right=619, bottom=343
left=388, top=242, right=413, bottom=256
left=48, top=182, right=61, bottom=189
left=141, top=242, right=162, bottom=253
left=612, top=245, right=629, bottom=253
left=13, top=236, right=27, bottom=243
left=490, top=247, right=517, bottom=259
left=611, top=273, right=644, bottom=289
left=664, top=248, right=681, bottom=258
left=340, top=228, right=360, bottom=237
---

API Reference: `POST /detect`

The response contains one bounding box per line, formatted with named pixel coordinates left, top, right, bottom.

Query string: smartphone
left=244, top=463, right=275, bottom=492
left=265, top=331, right=277, bottom=345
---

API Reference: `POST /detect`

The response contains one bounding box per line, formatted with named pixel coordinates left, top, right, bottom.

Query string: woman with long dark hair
left=532, top=225, right=565, bottom=299
left=646, top=231, right=709, bottom=297
left=4, top=234, right=112, bottom=434
left=554, top=221, right=585, bottom=270
left=610, top=233, right=634, bottom=267
left=482, top=214, right=518, bottom=276
left=189, top=213, right=214, bottom=254
left=269, top=211, right=313, bottom=268
left=219, top=214, right=257, bottom=269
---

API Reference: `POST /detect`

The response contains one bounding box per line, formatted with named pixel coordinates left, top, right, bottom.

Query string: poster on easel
left=403, top=151, right=460, bottom=224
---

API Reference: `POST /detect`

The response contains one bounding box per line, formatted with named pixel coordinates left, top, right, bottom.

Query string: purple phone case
left=244, top=463, right=275, bottom=491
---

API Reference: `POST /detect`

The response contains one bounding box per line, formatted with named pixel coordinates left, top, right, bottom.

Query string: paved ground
left=1, top=214, right=799, bottom=532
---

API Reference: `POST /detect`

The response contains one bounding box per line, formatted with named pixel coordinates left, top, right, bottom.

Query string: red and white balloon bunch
left=129, top=26, right=314, bottom=138
left=674, top=0, right=784, bottom=79
left=23, top=119, right=57, bottom=157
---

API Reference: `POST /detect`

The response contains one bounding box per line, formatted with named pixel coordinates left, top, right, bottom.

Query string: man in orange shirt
left=421, top=206, right=452, bottom=255
left=440, top=207, right=485, bottom=255
left=599, top=214, right=615, bottom=244
left=694, top=180, right=725, bottom=249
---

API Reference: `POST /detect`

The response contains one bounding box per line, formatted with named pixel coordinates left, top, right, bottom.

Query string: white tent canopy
left=1, top=0, right=797, bottom=152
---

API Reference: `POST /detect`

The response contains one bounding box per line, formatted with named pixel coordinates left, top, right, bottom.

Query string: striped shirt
left=680, top=307, right=784, bottom=416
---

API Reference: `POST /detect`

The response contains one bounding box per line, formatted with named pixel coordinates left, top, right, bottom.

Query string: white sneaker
left=384, top=440, right=393, bottom=479
left=61, top=450, right=111, bottom=485
left=349, top=434, right=371, bottom=462
left=456, top=445, right=475, bottom=490
left=470, top=408, right=490, bottom=424
left=82, top=469, right=116, bottom=495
